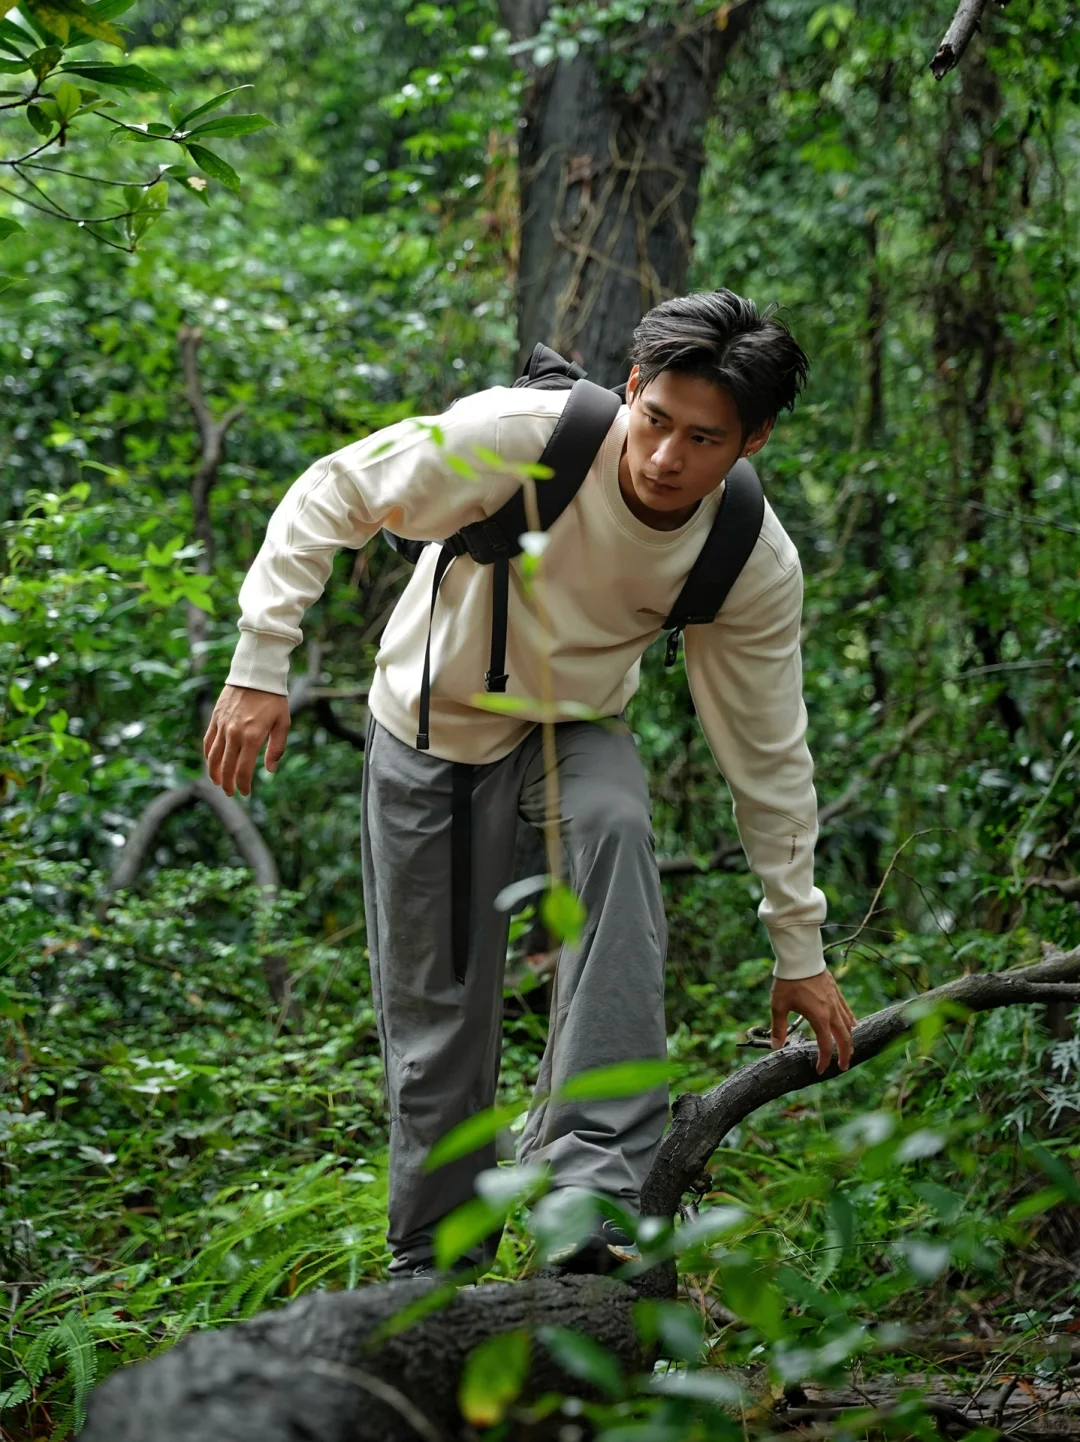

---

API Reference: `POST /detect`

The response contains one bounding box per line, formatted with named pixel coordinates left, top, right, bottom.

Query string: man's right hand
left=203, top=685, right=291, bottom=797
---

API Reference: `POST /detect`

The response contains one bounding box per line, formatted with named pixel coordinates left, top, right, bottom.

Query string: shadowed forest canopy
left=1, top=0, right=1079, bottom=1438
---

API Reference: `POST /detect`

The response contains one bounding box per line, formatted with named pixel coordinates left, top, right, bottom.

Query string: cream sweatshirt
left=227, top=384, right=827, bottom=980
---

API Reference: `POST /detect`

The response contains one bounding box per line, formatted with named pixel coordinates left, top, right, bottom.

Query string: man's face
left=619, top=364, right=773, bottom=527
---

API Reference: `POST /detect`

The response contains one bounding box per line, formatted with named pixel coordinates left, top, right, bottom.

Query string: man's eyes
left=645, top=415, right=716, bottom=444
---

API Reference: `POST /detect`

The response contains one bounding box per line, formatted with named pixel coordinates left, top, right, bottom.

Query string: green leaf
left=26, top=101, right=54, bottom=135
left=55, top=1311, right=97, bottom=1431
left=541, top=882, right=586, bottom=945
left=185, top=142, right=240, bottom=192
left=719, top=1255, right=786, bottom=1339
left=127, top=178, right=168, bottom=244
left=538, top=1326, right=623, bottom=1398
left=1006, top=1185, right=1065, bottom=1222
left=443, top=452, right=477, bottom=481
left=0, top=56, right=31, bottom=72
left=1028, top=1144, right=1080, bottom=1203
left=555, top=1058, right=669, bottom=1104
left=433, top=1197, right=502, bottom=1270
left=827, top=1190, right=856, bottom=1250
left=53, top=77, right=80, bottom=121
left=633, top=1300, right=705, bottom=1363
left=671, top=1205, right=748, bottom=1254
left=28, top=43, right=60, bottom=79
left=177, top=83, right=252, bottom=128
left=87, top=0, right=138, bottom=17
left=0, top=1381, right=32, bottom=1411
left=528, top=1187, right=600, bottom=1262
left=0, top=275, right=16, bottom=294
left=38, top=0, right=124, bottom=46
left=59, top=62, right=171, bottom=91
left=646, top=1371, right=745, bottom=1404
left=459, top=1330, right=530, bottom=1426
left=0, top=18, right=35, bottom=53
left=0, top=219, right=24, bottom=241
left=424, top=1101, right=524, bottom=1171
left=187, top=112, right=271, bottom=139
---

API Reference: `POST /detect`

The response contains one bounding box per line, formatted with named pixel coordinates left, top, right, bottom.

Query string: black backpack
left=385, top=341, right=766, bottom=753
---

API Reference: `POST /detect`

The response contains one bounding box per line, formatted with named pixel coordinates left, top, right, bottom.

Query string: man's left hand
left=771, top=971, right=856, bottom=1074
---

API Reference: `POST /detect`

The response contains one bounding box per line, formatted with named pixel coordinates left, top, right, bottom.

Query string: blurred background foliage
left=1, top=0, right=1079, bottom=1436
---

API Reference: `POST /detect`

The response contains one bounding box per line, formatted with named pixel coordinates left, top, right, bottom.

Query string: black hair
left=627, top=289, right=810, bottom=437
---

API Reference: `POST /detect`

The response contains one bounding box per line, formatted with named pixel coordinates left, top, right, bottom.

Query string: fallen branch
left=639, top=942, right=1080, bottom=1222
left=658, top=707, right=936, bottom=877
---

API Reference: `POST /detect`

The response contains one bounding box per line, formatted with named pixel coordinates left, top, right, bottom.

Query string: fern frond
left=54, top=1312, right=97, bottom=1433
left=0, top=1380, right=32, bottom=1411
left=23, top=1327, right=60, bottom=1388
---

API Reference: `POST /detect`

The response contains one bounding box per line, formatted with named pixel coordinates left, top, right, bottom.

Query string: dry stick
left=639, top=942, right=1080, bottom=1220
left=930, top=0, right=1001, bottom=79
left=518, top=474, right=562, bottom=890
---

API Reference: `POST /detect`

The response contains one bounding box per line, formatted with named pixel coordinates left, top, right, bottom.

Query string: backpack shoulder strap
left=451, top=377, right=623, bottom=563
left=663, top=458, right=766, bottom=663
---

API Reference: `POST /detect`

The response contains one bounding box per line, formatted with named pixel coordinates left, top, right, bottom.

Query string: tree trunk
left=500, top=0, right=762, bottom=384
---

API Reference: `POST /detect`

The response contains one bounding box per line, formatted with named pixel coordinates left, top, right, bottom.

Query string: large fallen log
left=80, top=1276, right=645, bottom=1442
left=79, top=945, right=1080, bottom=1440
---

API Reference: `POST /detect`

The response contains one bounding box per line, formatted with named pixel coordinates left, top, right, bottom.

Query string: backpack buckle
left=460, top=519, right=511, bottom=562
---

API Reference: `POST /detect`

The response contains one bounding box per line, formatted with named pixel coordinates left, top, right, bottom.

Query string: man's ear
left=742, top=417, right=774, bottom=458
left=625, top=364, right=640, bottom=404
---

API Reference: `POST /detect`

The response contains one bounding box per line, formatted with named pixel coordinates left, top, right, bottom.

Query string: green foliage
left=2, top=0, right=1080, bottom=1437
left=0, top=2, right=270, bottom=276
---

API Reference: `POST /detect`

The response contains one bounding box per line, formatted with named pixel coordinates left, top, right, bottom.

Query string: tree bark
left=500, top=0, right=762, bottom=384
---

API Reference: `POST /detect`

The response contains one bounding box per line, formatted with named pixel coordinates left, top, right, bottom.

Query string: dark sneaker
left=546, top=1219, right=641, bottom=1275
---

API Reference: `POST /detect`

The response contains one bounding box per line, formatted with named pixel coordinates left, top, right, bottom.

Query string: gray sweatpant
left=360, top=716, right=669, bottom=1273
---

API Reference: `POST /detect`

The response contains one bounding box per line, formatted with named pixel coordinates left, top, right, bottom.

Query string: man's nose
left=653, top=437, right=683, bottom=472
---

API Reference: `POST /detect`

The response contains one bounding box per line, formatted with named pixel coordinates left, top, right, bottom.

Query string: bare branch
left=1028, top=875, right=1080, bottom=901
left=109, top=784, right=198, bottom=891
left=640, top=943, right=1080, bottom=1220
left=930, top=0, right=1001, bottom=79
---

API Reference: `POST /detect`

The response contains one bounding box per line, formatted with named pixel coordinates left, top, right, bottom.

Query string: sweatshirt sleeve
left=682, top=557, right=827, bottom=981
left=225, top=390, right=507, bottom=696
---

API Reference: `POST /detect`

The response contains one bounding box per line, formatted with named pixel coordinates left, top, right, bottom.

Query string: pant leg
left=515, top=719, right=669, bottom=1209
left=360, top=719, right=523, bottom=1271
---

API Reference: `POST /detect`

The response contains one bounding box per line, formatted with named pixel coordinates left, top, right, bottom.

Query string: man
left=204, top=289, right=856, bottom=1279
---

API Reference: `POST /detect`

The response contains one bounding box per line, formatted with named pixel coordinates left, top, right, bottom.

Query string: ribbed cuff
left=770, top=926, right=827, bottom=981
left=225, top=629, right=293, bottom=696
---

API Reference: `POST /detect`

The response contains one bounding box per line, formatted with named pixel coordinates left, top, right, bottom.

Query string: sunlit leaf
left=187, top=113, right=271, bottom=139
left=424, top=1102, right=524, bottom=1171
left=177, top=83, right=253, bottom=129
left=433, top=1197, right=501, bottom=1270
left=540, top=882, right=586, bottom=944
left=459, top=1330, right=530, bottom=1426
left=555, top=1058, right=668, bottom=1103
left=185, top=142, right=241, bottom=192
left=59, top=62, right=171, bottom=91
